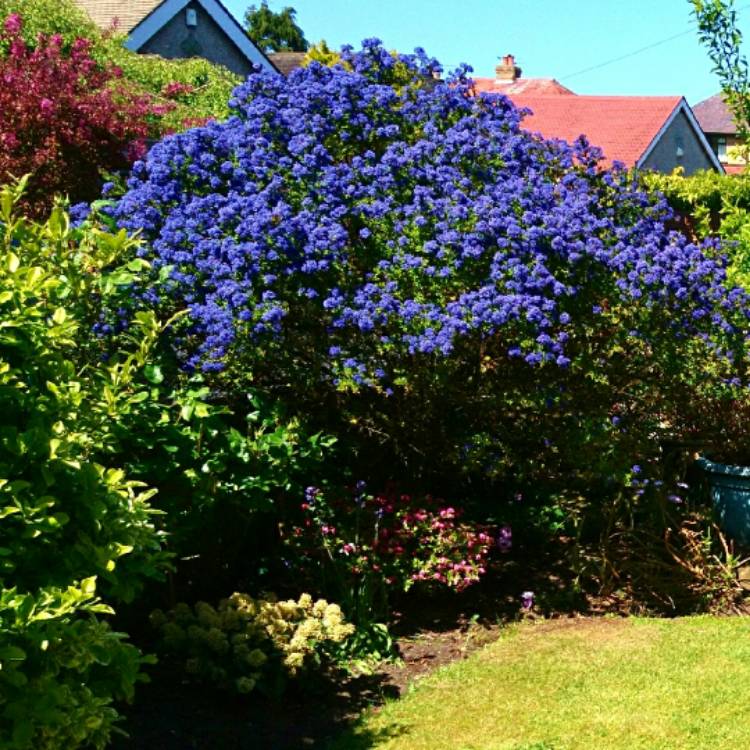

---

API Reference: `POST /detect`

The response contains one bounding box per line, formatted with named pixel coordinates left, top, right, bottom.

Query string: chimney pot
left=495, top=54, right=521, bottom=83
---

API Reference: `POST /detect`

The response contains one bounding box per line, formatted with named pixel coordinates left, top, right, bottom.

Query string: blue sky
left=223, top=0, right=750, bottom=106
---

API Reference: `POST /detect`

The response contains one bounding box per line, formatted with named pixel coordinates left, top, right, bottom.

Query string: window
left=717, top=137, right=727, bottom=161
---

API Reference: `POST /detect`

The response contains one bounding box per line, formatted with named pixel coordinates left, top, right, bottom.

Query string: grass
left=329, top=616, right=750, bottom=750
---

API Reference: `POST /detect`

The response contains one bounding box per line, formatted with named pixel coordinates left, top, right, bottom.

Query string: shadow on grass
left=112, top=663, right=403, bottom=750
left=324, top=722, right=407, bottom=749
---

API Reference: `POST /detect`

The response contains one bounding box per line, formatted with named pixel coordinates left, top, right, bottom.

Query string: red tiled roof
left=472, top=77, right=574, bottom=96
left=503, top=95, right=683, bottom=168
left=693, top=93, right=736, bottom=135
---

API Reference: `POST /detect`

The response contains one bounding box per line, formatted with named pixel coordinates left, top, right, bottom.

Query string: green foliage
left=0, top=179, right=169, bottom=748
left=0, top=0, right=239, bottom=130
left=244, top=0, right=308, bottom=52
left=692, top=0, right=750, bottom=142
left=151, top=592, right=354, bottom=697
left=110, top=52, right=239, bottom=129
left=0, top=177, right=342, bottom=742
left=303, top=39, right=341, bottom=67
left=328, top=621, right=397, bottom=672
left=94, top=362, right=337, bottom=587
left=0, top=585, right=149, bottom=750
left=644, top=169, right=750, bottom=286
left=0, top=0, right=98, bottom=46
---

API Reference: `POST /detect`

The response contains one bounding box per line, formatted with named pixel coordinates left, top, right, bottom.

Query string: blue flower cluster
left=112, top=40, right=749, bottom=380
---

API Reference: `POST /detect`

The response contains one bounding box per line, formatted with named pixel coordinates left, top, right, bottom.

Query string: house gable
left=77, top=0, right=276, bottom=76
left=638, top=99, right=722, bottom=174
left=128, top=0, right=275, bottom=75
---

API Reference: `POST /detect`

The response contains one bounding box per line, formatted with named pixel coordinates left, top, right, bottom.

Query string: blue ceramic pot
left=696, top=457, right=750, bottom=546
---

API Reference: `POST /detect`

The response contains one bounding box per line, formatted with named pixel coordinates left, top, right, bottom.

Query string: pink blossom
left=4, top=14, right=22, bottom=34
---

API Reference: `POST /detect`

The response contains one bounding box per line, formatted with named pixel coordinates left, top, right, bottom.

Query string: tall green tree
left=244, top=0, right=308, bottom=53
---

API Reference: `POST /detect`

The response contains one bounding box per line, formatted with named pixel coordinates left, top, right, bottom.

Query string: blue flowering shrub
left=110, top=42, right=750, bottom=574
left=62, top=202, right=338, bottom=599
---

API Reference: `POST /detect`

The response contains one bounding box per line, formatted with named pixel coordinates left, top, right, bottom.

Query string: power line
left=560, top=3, right=750, bottom=82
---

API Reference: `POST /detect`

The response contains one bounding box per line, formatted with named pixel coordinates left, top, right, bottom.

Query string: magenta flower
left=4, top=13, right=22, bottom=34
left=521, top=591, right=534, bottom=610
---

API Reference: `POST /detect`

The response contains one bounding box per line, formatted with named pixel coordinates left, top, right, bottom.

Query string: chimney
left=495, top=54, right=521, bottom=83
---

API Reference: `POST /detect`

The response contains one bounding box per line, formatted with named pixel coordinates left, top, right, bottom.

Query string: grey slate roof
left=693, top=93, right=737, bottom=135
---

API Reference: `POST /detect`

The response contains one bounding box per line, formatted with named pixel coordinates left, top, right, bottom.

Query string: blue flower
left=99, top=39, right=749, bottom=390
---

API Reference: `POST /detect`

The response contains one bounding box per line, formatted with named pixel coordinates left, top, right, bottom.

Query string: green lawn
left=331, top=617, right=750, bottom=750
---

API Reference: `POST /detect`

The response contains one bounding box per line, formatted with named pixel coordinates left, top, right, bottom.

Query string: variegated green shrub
left=0, top=179, right=169, bottom=749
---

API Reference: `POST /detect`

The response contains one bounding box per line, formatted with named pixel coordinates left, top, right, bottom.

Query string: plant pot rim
left=696, top=456, right=750, bottom=477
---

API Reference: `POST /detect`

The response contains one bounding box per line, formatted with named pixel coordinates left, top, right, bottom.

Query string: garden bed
left=111, top=552, right=624, bottom=749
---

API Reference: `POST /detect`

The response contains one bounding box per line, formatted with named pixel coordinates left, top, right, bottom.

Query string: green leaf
left=49, top=438, right=61, bottom=459
left=0, top=189, right=12, bottom=220
left=144, top=364, right=164, bottom=384
left=0, top=645, right=26, bottom=662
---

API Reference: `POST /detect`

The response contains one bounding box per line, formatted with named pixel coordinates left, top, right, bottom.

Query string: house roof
left=76, top=0, right=162, bottom=32
left=505, top=95, right=690, bottom=168
left=269, top=52, right=307, bottom=76
left=693, top=93, right=737, bottom=135
left=472, top=77, right=574, bottom=96
left=76, top=0, right=278, bottom=73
